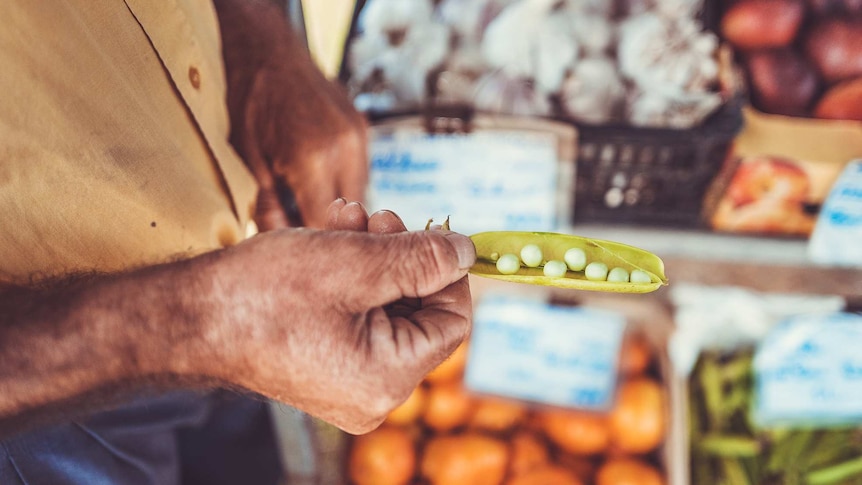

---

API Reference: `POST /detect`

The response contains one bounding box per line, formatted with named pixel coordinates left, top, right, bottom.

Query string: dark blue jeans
left=0, top=391, right=283, bottom=485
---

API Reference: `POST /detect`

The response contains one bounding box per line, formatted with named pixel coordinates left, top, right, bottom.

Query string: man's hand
left=0, top=202, right=476, bottom=437
left=214, top=0, right=369, bottom=230
left=200, top=200, right=475, bottom=433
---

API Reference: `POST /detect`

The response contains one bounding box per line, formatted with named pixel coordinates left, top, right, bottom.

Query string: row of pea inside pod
left=492, top=244, right=653, bottom=284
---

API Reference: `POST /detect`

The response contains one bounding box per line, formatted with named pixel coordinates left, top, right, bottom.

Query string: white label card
left=366, top=130, right=560, bottom=235
left=755, top=312, right=862, bottom=427
left=465, top=294, right=626, bottom=411
left=809, top=160, right=862, bottom=268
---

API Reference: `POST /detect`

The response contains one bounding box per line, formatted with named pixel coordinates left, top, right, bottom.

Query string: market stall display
left=341, top=0, right=744, bottom=227
left=346, top=324, right=670, bottom=485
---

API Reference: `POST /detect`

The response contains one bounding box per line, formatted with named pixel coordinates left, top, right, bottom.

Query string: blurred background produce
left=689, top=349, right=862, bottom=485
left=719, top=0, right=862, bottom=120
left=346, top=327, right=669, bottom=485
left=343, top=0, right=728, bottom=129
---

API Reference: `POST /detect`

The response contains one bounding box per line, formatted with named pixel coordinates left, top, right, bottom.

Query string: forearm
left=0, top=259, right=217, bottom=437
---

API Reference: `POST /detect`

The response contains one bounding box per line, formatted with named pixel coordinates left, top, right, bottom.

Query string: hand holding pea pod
left=428, top=217, right=668, bottom=294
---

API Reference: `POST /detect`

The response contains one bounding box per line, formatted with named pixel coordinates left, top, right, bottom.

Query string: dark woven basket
left=566, top=95, right=743, bottom=226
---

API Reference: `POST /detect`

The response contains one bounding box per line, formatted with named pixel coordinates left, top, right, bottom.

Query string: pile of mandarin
left=348, top=332, right=668, bottom=485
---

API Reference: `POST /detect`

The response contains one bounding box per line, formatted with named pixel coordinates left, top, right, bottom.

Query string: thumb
left=353, top=230, right=476, bottom=308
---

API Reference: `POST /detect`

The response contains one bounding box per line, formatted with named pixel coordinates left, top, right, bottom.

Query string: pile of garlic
left=346, top=0, right=724, bottom=129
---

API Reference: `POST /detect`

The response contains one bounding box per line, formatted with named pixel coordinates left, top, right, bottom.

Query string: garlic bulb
left=569, top=14, right=614, bottom=56
left=560, top=57, right=625, bottom=124
left=349, top=22, right=450, bottom=106
left=433, top=43, right=488, bottom=103
left=653, top=0, right=704, bottom=19
left=534, top=12, right=579, bottom=93
left=557, top=0, right=614, bottom=17
left=627, top=89, right=722, bottom=129
left=481, top=0, right=560, bottom=78
left=359, top=0, right=434, bottom=34
left=617, top=13, right=719, bottom=94
left=473, top=70, right=551, bottom=116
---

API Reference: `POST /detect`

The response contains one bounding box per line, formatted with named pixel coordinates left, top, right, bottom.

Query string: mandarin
left=348, top=426, right=415, bottom=485
left=425, top=341, right=469, bottom=384
left=421, top=433, right=508, bottom=485
left=469, top=397, right=528, bottom=433
left=539, top=409, right=610, bottom=455
left=595, top=458, right=664, bottom=485
left=386, top=386, right=427, bottom=426
left=609, top=378, right=665, bottom=454
left=423, top=381, right=475, bottom=432
left=505, top=464, right=584, bottom=485
left=618, top=333, right=653, bottom=376
left=508, top=431, right=550, bottom=476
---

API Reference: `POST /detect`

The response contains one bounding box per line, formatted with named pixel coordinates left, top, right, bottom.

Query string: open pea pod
left=469, top=231, right=668, bottom=293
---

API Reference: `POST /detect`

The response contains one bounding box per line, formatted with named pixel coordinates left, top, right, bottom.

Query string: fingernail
left=381, top=210, right=404, bottom=225
left=335, top=197, right=347, bottom=204
left=443, top=232, right=476, bottom=270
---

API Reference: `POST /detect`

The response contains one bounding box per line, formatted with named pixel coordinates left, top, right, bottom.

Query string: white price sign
left=755, top=312, right=862, bottom=426
left=465, top=294, right=626, bottom=411
left=366, top=130, right=561, bottom=234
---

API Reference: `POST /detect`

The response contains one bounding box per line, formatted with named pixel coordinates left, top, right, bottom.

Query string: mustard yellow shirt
left=0, top=0, right=258, bottom=285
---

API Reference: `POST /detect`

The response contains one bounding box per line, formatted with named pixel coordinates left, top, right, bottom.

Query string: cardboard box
left=705, top=107, right=862, bottom=237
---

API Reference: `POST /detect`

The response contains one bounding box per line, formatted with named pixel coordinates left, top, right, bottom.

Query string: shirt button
left=188, top=66, right=201, bottom=90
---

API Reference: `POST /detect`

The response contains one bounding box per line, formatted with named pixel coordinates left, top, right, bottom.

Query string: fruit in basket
left=508, top=431, right=551, bottom=477
left=421, top=433, right=509, bottom=485
left=806, top=0, right=862, bottom=14
left=804, top=19, right=862, bottom=85
left=468, top=397, right=528, bottom=433
left=423, top=381, right=475, bottom=432
left=425, top=341, right=468, bottom=384
left=726, top=156, right=810, bottom=207
left=539, top=409, right=610, bottom=455
left=386, top=385, right=427, bottom=426
left=609, top=378, right=665, bottom=454
left=505, top=464, right=584, bottom=485
left=720, top=0, right=804, bottom=49
left=746, top=49, right=820, bottom=116
left=814, top=77, right=862, bottom=121
left=595, top=457, right=664, bottom=485
left=348, top=425, right=416, bottom=485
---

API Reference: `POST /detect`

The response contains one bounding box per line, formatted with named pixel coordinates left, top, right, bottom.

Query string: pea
left=468, top=231, right=668, bottom=294
left=495, top=253, right=520, bottom=275
left=543, top=260, right=568, bottom=277
left=585, top=262, right=609, bottom=281
left=630, top=269, right=652, bottom=284
left=520, top=244, right=543, bottom=267
left=607, top=267, right=630, bottom=283
left=564, top=247, right=587, bottom=271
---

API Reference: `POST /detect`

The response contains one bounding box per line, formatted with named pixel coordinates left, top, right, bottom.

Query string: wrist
left=113, top=255, right=222, bottom=381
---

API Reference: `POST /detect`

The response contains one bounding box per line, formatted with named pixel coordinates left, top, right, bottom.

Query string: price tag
left=366, top=130, right=561, bottom=234
left=809, top=160, right=862, bottom=267
left=755, top=312, right=862, bottom=427
left=464, top=293, right=626, bottom=411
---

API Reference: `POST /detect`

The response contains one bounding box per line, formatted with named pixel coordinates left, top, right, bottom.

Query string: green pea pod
left=468, top=231, right=668, bottom=293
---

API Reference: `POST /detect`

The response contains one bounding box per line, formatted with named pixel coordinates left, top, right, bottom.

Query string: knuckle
left=391, top=233, right=451, bottom=296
